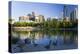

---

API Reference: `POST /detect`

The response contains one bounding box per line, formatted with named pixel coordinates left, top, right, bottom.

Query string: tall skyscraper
left=63, top=5, right=67, bottom=19
left=75, top=8, right=78, bottom=19
left=70, top=8, right=78, bottom=21
left=63, top=5, right=70, bottom=21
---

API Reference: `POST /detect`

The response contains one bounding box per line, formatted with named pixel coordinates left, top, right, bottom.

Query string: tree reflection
left=11, top=30, right=78, bottom=52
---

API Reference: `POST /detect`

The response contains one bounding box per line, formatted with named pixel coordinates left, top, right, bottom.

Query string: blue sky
left=10, top=1, right=78, bottom=21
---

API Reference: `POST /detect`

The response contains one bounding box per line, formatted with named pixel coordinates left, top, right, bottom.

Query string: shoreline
left=12, top=26, right=78, bottom=31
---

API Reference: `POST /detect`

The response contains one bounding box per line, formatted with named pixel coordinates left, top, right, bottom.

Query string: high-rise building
left=70, top=8, right=78, bottom=21
left=63, top=5, right=70, bottom=21
left=63, top=5, right=67, bottom=19
left=75, top=8, right=78, bottom=19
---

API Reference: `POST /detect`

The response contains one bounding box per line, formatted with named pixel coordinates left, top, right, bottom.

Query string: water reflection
left=11, top=30, right=78, bottom=53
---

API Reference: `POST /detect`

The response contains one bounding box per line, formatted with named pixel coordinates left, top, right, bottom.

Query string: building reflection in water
left=11, top=30, right=78, bottom=52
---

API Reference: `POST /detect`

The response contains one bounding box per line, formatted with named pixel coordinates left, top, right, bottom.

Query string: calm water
left=11, top=30, right=78, bottom=53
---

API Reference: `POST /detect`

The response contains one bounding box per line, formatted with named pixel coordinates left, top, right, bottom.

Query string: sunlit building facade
left=19, top=16, right=34, bottom=22
left=19, top=12, right=45, bottom=23
left=35, top=15, right=45, bottom=23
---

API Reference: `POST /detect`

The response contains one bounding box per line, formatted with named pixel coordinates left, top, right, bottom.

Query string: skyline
left=9, top=1, right=78, bottom=21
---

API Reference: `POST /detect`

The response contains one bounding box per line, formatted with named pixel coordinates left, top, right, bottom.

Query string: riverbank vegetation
left=11, top=19, right=78, bottom=30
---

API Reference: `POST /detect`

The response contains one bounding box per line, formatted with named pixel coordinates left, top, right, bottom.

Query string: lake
left=11, top=30, right=78, bottom=53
